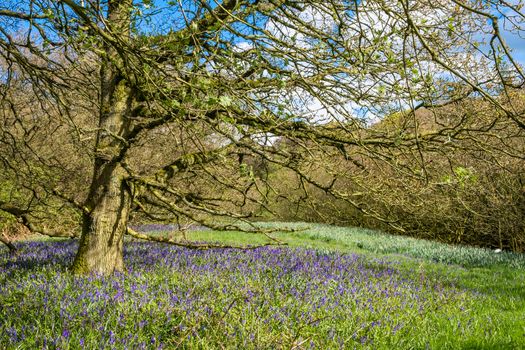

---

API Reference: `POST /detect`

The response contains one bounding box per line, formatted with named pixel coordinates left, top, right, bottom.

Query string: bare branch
left=126, top=227, right=286, bottom=250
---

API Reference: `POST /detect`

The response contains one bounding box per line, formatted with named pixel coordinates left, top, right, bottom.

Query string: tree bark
left=71, top=0, right=133, bottom=275
left=71, top=163, right=131, bottom=274
left=71, top=74, right=132, bottom=275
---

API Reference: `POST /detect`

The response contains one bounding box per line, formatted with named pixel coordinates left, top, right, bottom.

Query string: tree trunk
left=71, top=163, right=131, bottom=274
left=71, top=72, right=133, bottom=275
left=71, top=0, right=133, bottom=275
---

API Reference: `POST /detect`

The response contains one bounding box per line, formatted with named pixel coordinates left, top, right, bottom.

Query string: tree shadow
left=0, top=240, right=77, bottom=273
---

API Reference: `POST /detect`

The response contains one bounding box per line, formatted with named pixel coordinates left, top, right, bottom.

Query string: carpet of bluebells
left=0, top=240, right=517, bottom=349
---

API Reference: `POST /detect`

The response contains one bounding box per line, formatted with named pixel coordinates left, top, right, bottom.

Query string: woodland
left=1, top=1, right=525, bottom=348
left=0, top=0, right=524, bottom=273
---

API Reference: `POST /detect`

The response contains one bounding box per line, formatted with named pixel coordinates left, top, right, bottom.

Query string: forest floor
left=1, top=223, right=524, bottom=349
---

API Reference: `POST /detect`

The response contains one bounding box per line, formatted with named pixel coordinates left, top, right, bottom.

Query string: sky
left=502, top=29, right=525, bottom=66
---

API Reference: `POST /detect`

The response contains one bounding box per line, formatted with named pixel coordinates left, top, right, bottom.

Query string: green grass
left=168, top=222, right=525, bottom=268
left=2, top=222, right=524, bottom=349
left=153, top=222, right=525, bottom=347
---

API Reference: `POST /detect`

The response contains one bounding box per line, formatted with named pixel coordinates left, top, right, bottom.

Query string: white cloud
left=233, top=41, right=254, bottom=52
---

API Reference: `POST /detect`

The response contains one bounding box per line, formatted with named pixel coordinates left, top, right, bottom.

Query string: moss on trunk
left=72, top=164, right=130, bottom=275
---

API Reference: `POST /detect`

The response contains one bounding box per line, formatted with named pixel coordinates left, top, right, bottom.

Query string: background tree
left=0, top=0, right=523, bottom=274
left=267, top=92, right=525, bottom=251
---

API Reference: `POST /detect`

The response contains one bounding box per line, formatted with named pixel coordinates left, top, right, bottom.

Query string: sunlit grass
left=1, top=223, right=524, bottom=349
left=165, top=222, right=525, bottom=268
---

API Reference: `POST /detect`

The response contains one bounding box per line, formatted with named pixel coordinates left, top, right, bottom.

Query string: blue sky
left=502, top=29, right=525, bottom=66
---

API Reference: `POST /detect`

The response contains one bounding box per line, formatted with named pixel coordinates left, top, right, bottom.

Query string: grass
left=1, top=223, right=524, bottom=349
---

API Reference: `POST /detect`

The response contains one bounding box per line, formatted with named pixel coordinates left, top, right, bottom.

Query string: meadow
left=1, top=224, right=524, bottom=349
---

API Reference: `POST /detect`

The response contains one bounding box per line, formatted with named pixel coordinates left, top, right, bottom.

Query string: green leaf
left=219, top=96, right=232, bottom=107
left=206, top=97, right=218, bottom=106
left=169, top=99, right=180, bottom=109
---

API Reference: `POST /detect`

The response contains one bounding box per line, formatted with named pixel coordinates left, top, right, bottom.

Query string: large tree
left=0, top=0, right=523, bottom=274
